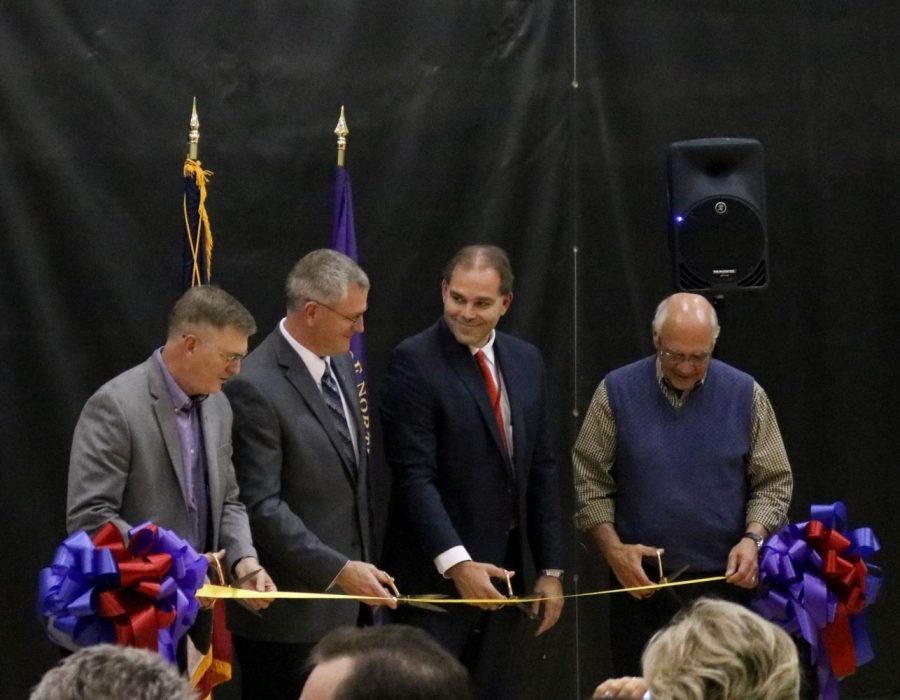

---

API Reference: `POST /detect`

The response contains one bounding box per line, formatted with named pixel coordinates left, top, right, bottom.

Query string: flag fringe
left=183, top=159, right=215, bottom=286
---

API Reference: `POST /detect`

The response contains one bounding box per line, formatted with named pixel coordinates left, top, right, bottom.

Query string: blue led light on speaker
left=675, top=215, right=684, bottom=224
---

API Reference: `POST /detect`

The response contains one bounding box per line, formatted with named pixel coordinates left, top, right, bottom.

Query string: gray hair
left=651, top=294, right=720, bottom=339
left=29, top=645, right=196, bottom=700
left=285, top=249, right=370, bottom=310
left=167, top=285, right=256, bottom=337
left=642, top=598, right=800, bottom=700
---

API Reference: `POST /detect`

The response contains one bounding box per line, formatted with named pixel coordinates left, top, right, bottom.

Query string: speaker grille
left=673, top=196, right=768, bottom=291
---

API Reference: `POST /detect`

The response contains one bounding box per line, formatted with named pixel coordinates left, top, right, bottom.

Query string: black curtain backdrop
left=2, top=2, right=897, bottom=698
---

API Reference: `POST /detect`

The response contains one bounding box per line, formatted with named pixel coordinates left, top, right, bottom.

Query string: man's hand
left=725, top=535, right=761, bottom=588
left=590, top=523, right=659, bottom=600
left=334, top=561, right=398, bottom=609
left=447, top=561, right=511, bottom=610
left=233, top=556, right=277, bottom=611
left=592, top=676, right=648, bottom=699
left=197, top=549, right=227, bottom=610
left=530, top=575, right=564, bottom=636
left=604, top=542, right=660, bottom=599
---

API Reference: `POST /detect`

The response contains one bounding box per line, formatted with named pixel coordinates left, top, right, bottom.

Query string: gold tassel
left=183, top=159, right=215, bottom=286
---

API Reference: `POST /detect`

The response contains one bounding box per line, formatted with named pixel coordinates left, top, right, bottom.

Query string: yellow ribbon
left=196, top=575, right=727, bottom=606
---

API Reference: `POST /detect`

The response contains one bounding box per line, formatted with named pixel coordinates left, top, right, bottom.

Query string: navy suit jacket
left=224, top=329, right=373, bottom=643
left=380, top=318, right=564, bottom=595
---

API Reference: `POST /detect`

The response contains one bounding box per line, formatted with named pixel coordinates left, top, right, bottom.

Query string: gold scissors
left=653, top=549, right=690, bottom=602
left=205, top=551, right=265, bottom=616
left=505, top=571, right=538, bottom=619
left=386, top=578, right=448, bottom=613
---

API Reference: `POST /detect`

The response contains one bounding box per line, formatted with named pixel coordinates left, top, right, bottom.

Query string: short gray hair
left=29, top=645, right=196, bottom=700
left=285, top=249, right=369, bottom=310
left=167, top=285, right=256, bottom=337
left=642, top=598, right=800, bottom=700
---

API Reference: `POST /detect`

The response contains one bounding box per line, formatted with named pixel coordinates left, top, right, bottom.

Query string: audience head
left=29, top=644, right=196, bottom=700
left=300, top=625, right=474, bottom=700
left=641, top=598, right=800, bottom=700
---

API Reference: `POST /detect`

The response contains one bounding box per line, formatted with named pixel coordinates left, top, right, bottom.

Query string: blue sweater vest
left=606, top=357, right=754, bottom=571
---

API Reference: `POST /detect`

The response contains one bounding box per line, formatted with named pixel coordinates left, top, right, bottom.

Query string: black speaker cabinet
left=667, top=138, right=768, bottom=293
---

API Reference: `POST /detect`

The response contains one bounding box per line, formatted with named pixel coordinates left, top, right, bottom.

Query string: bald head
left=652, top=294, right=719, bottom=391
left=652, top=293, right=719, bottom=341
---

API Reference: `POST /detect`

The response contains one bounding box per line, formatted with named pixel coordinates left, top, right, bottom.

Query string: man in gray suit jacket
left=225, top=249, right=396, bottom=700
left=67, top=286, right=276, bottom=618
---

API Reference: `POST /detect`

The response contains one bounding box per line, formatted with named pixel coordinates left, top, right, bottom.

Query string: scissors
left=205, top=551, right=266, bottom=616
left=505, top=571, right=539, bottom=620
left=386, top=578, right=448, bottom=613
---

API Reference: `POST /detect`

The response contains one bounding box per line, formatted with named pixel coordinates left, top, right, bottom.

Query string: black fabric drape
left=2, top=2, right=897, bottom=698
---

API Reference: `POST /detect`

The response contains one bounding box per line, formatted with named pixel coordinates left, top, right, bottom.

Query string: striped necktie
left=475, top=350, right=509, bottom=456
left=321, top=362, right=356, bottom=465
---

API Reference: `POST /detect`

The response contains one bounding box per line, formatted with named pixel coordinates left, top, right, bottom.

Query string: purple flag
left=331, top=166, right=370, bottom=454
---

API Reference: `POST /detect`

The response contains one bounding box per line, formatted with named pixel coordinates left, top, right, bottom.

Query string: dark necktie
left=321, top=362, right=356, bottom=465
left=475, top=350, right=509, bottom=455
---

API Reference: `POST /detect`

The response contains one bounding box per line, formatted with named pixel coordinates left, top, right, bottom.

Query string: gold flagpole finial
left=188, top=96, right=200, bottom=161
left=334, top=105, right=349, bottom=167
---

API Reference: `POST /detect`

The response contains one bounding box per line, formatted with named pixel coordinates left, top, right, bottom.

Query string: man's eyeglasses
left=307, top=298, right=365, bottom=326
left=185, top=334, right=246, bottom=364
left=659, top=347, right=712, bottom=366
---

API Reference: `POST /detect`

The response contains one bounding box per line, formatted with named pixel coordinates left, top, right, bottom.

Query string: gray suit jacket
left=66, top=355, right=257, bottom=572
left=224, top=329, right=373, bottom=644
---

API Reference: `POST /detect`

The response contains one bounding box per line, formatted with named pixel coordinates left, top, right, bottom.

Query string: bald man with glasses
left=573, top=292, right=793, bottom=677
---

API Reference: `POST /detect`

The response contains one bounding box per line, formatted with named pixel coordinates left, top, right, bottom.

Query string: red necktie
left=475, top=350, right=509, bottom=455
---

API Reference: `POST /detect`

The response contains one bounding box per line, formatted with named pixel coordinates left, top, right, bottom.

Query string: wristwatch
left=742, top=532, right=764, bottom=551
left=540, top=569, right=564, bottom=579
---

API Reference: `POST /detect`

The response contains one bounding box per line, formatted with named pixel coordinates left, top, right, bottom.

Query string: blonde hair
left=642, top=598, right=800, bottom=700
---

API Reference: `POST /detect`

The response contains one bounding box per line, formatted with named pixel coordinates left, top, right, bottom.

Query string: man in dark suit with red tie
left=380, top=245, right=565, bottom=699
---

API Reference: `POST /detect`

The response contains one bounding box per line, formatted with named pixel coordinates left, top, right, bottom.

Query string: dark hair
left=167, top=285, right=256, bottom=337
left=442, top=245, right=514, bottom=295
left=310, top=625, right=473, bottom=700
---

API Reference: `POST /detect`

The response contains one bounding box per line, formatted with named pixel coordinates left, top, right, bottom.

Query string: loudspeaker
left=667, top=137, right=768, bottom=293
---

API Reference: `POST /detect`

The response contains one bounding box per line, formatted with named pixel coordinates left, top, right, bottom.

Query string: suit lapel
left=437, top=321, right=513, bottom=473
left=146, top=357, right=191, bottom=510
left=333, top=355, right=366, bottom=468
left=493, top=336, right=526, bottom=482
left=273, top=333, right=359, bottom=485
left=200, top=398, right=223, bottom=548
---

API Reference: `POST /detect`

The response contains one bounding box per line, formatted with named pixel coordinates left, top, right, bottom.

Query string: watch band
left=540, top=569, right=564, bottom=579
left=742, top=532, right=764, bottom=550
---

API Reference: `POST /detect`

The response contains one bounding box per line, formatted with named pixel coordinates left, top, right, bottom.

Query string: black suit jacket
left=224, top=328, right=372, bottom=643
left=380, top=318, right=564, bottom=595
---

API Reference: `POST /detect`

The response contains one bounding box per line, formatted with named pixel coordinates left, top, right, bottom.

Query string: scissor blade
left=400, top=596, right=447, bottom=613
left=666, top=565, right=690, bottom=583
left=231, top=567, right=263, bottom=588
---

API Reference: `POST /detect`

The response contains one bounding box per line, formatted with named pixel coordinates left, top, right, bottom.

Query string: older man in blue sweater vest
left=573, top=293, right=793, bottom=676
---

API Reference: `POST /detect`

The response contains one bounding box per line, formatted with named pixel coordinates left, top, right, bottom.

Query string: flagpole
left=183, top=97, right=213, bottom=287
left=188, top=96, right=200, bottom=160
left=335, top=105, right=348, bottom=166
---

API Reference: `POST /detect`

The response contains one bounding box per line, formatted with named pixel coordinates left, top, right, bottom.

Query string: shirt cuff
left=434, top=546, right=472, bottom=577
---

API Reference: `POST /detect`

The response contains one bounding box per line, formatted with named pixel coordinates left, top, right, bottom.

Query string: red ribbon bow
left=91, top=523, right=177, bottom=651
left=806, top=520, right=868, bottom=677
